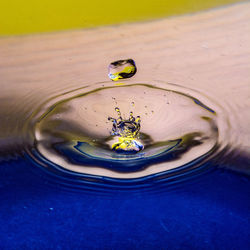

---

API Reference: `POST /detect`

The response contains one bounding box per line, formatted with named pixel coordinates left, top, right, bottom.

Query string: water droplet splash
left=23, top=79, right=230, bottom=188
left=108, top=107, right=143, bottom=153
left=108, top=59, right=137, bottom=81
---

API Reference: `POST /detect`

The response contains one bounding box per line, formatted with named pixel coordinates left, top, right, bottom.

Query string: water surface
left=0, top=3, right=249, bottom=248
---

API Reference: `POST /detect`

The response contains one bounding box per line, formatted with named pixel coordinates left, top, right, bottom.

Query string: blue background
left=0, top=158, right=249, bottom=249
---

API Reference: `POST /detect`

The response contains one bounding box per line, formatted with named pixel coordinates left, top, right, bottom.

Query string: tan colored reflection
left=0, top=3, right=249, bottom=174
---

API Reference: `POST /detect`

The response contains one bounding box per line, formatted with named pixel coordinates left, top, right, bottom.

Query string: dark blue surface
left=0, top=158, right=250, bottom=250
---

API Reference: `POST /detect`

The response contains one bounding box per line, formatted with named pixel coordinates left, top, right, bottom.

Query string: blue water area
left=0, top=158, right=249, bottom=249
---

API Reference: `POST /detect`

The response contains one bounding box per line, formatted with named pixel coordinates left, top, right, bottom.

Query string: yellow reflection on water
left=0, top=0, right=243, bottom=35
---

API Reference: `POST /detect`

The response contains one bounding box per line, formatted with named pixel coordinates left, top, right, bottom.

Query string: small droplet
left=108, top=59, right=137, bottom=81
left=129, top=111, right=134, bottom=121
left=115, top=107, right=121, bottom=117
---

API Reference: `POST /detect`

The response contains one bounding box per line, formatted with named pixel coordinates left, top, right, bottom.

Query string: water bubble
left=108, top=59, right=137, bottom=81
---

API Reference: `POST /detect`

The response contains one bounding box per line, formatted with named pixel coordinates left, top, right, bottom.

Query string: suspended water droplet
left=108, top=59, right=137, bottom=81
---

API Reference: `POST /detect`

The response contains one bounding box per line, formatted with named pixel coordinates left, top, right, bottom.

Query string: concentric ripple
left=24, top=80, right=230, bottom=186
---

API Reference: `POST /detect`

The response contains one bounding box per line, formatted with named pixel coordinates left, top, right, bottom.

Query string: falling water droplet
left=108, top=59, right=137, bottom=81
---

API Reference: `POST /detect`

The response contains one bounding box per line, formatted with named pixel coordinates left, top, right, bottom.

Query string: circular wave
left=24, top=80, right=230, bottom=186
